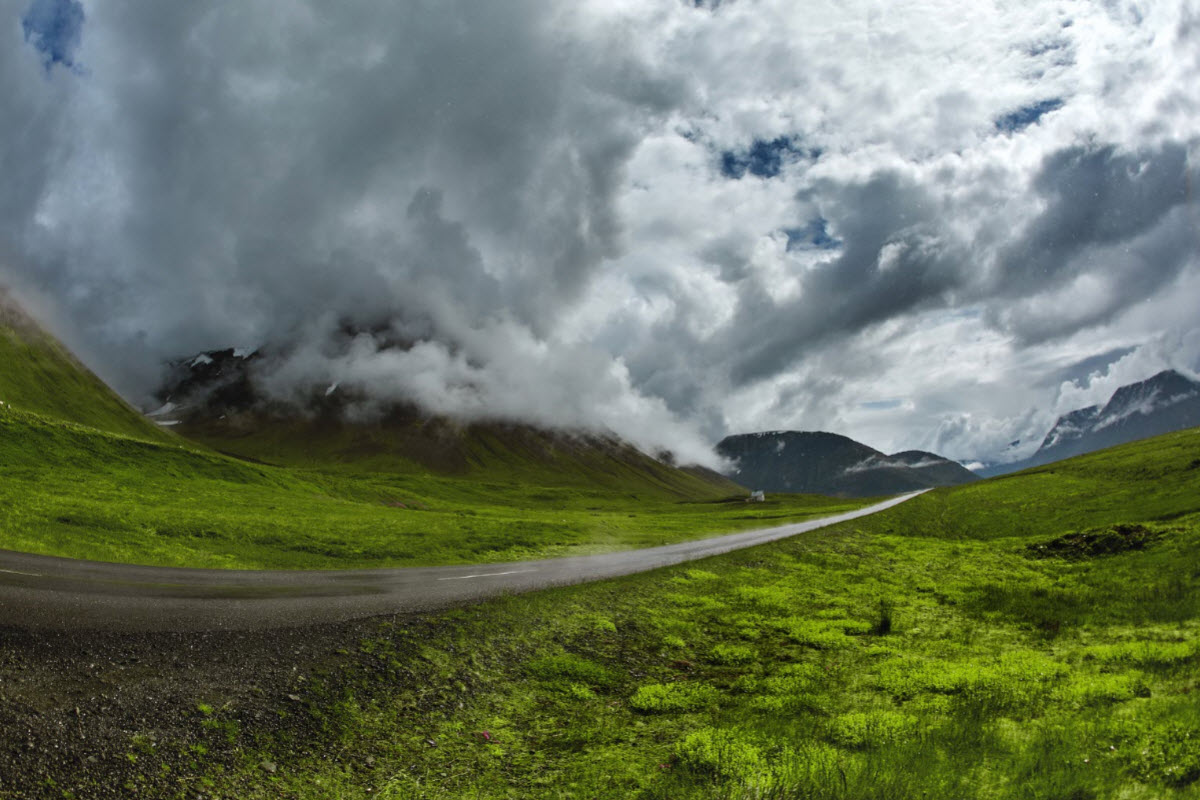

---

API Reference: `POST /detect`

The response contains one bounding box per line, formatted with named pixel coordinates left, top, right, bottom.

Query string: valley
left=0, top=426, right=1196, bottom=799
left=0, top=292, right=1198, bottom=799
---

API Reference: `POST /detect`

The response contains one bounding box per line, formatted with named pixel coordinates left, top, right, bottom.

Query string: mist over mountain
left=717, top=431, right=977, bottom=498
left=149, top=341, right=742, bottom=498
left=977, top=370, right=1200, bottom=476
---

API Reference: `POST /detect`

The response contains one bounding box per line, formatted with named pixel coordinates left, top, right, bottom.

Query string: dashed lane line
left=437, top=569, right=538, bottom=581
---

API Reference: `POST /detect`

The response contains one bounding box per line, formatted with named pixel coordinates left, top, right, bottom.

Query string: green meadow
left=3, top=296, right=1199, bottom=798
left=0, top=405, right=863, bottom=569
left=149, top=426, right=1199, bottom=799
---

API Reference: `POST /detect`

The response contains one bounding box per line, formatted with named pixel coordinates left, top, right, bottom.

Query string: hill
left=0, top=288, right=174, bottom=443
left=717, top=430, right=978, bottom=496
left=980, top=369, right=1200, bottom=476
left=154, top=346, right=741, bottom=498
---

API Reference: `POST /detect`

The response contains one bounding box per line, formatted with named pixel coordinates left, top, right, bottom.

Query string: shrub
left=675, top=727, right=764, bottom=781
left=830, top=710, right=920, bottom=749
left=733, top=585, right=793, bottom=613
left=527, top=653, right=617, bottom=689
left=709, top=643, right=756, bottom=665
left=684, top=569, right=720, bottom=581
left=1056, top=672, right=1150, bottom=707
left=629, top=682, right=720, bottom=713
left=1083, top=639, right=1199, bottom=667
left=873, top=598, right=894, bottom=635
left=1026, top=523, right=1162, bottom=560
left=771, top=617, right=850, bottom=649
left=1130, top=722, right=1200, bottom=787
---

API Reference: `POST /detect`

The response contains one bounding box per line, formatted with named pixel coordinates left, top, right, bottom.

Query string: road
left=0, top=492, right=923, bottom=632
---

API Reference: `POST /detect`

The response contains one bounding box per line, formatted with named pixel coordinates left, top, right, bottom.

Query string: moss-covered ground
left=92, top=426, right=1198, bottom=799
left=0, top=405, right=862, bottom=569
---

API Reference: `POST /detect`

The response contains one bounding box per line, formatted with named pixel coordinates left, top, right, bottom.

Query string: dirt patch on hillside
left=1026, top=523, right=1162, bottom=560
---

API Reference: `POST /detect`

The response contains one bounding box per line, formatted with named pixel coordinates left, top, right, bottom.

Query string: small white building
left=748, top=490, right=765, bottom=503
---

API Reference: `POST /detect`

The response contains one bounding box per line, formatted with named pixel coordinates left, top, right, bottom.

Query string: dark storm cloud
left=722, top=142, right=1196, bottom=394
left=726, top=171, right=963, bottom=384
left=2, top=0, right=687, bottom=397
left=999, top=143, right=1191, bottom=286
left=612, top=131, right=1198, bottom=459
left=989, top=142, right=1199, bottom=343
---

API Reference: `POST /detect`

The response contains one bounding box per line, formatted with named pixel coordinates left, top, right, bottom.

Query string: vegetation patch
left=829, top=710, right=920, bottom=749
left=629, top=681, right=722, bottom=714
left=1026, top=523, right=1163, bottom=560
left=526, top=653, right=618, bottom=689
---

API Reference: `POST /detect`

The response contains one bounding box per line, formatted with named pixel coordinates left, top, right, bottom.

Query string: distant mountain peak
left=979, top=368, right=1200, bottom=477
left=717, top=431, right=976, bottom=497
left=1039, top=404, right=1102, bottom=450
left=1097, top=369, right=1199, bottom=424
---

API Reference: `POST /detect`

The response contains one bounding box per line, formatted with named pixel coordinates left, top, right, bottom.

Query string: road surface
left=0, top=492, right=923, bottom=632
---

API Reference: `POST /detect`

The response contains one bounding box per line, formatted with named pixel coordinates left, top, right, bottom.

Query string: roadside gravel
left=0, top=614, right=430, bottom=799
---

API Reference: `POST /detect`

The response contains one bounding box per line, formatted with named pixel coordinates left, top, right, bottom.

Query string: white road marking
left=437, top=569, right=537, bottom=581
left=0, top=568, right=43, bottom=577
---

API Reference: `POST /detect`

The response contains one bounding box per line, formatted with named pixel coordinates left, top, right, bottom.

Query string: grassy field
left=0, top=405, right=866, bottom=569
left=124, top=425, right=1200, bottom=799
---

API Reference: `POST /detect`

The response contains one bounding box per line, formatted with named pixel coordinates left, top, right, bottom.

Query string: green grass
left=0, top=405, right=865, bottom=568
left=113, top=425, right=1199, bottom=799
left=177, top=411, right=744, bottom=498
left=0, top=299, right=176, bottom=443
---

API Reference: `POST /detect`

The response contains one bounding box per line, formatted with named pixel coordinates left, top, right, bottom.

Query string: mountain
left=889, top=450, right=986, bottom=487
left=979, top=369, right=1200, bottom=477
left=0, top=288, right=174, bottom=442
left=716, top=431, right=978, bottom=497
left=154, top=347, right=742, bottom=499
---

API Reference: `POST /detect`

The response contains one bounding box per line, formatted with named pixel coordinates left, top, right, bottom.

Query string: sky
left=2, top=0, right=1199, bottom=468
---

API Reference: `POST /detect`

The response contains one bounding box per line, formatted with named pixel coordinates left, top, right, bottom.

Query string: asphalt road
left=0, top=492, right=923, bottom=632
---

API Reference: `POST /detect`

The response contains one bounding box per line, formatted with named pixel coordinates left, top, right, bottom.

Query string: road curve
left=0, top=492, right=924, bottom=633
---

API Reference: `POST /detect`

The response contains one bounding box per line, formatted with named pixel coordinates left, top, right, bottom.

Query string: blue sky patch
left=860, top=399, right=903, bottom=411
left=721, top=137, right=816, bottom=179
left=784, top=218, right=841, bottom=251
left=995, top=98, right=1064, bottom=133
left=21, top=0, right=85, bottom=73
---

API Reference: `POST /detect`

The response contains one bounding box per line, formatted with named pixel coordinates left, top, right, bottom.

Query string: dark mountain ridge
left=717, top=431, right=977, bottom=497
left=153, top=345, right=740, bottom=498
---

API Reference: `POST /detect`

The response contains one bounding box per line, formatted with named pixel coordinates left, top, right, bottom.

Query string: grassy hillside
left=179, top=411, right=740, bottom=498
left=133, top=425, right=1200, bottom=799
left=0, top=289, right=175, bottom=443
left=0, top=405, right=865, bottom=568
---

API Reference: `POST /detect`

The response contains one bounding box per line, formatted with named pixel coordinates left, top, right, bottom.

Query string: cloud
left=1, top=0, right=1198, bottom=469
